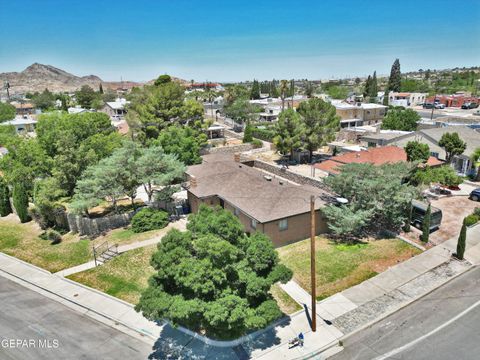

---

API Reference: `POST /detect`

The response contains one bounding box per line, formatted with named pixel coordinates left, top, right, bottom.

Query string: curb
left=336, top=259, right=473, bottom=345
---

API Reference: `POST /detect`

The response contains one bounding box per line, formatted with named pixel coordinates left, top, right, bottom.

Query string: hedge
left=131, top=208, right=169, bottom=233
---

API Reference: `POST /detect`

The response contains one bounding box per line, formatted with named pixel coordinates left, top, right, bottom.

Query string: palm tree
left=471, top=147, right=480, bottom=181
left=279, top=80, right=289, bottom=111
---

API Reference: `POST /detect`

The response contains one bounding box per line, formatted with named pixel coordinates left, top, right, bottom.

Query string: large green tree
left=438, top=132, right=467, bottom=163
left=224, top=99, right=260, bottom=127
left=135, top=205, right=292, bottom=339
left=250, top=79, right=260, bottom=100
left=12, top=182, right=30, bottom=223
left=296, top=98, right=340, bottom=160
left=0, top=102, right=16, bottom=122
left=381, top=107, right=420, bottom=131
left=75, top=85, right=100, bottom=108
left=32, top=89, right=55, bottom=110
left=405, top=141, right=430, bottom=163
left=387, top=59, right=402, bottom=92
left=273, top=109, right=305, bottom=160
left=323, top=162, right=417, bottom=238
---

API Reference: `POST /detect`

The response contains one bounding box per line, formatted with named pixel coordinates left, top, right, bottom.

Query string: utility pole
left=310, top=195, right=317, bottom=332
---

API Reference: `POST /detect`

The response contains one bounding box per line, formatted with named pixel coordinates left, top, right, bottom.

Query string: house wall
left=188, top=192, right=328, bottom=248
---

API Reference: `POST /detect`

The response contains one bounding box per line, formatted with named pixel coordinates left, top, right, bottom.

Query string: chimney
left=190, top=176, right=197, bottom=188
left=234, top=153, right=241, bottom=162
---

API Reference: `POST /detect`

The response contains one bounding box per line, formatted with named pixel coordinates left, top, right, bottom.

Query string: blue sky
left=1, top=0, right=479, bottom=82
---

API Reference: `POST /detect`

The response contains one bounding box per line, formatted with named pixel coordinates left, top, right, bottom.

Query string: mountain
left=0, top=63, right=140, bottom=94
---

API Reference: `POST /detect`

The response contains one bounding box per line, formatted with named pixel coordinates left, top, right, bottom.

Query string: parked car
left=462, top=102, right=479, bottom=109
left=411, top=200, right=442, bottom=230
left=434, top=103, right=445, bottom=109
left=469, top=188, right=480, bottom=202
left=423, top=103, right=434, bottom=109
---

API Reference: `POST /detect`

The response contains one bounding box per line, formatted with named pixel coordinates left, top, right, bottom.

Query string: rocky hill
left=0, top=63, right=140, bottom=94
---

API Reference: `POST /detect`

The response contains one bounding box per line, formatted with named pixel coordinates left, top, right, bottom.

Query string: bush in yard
left=456, top=218, right=467, bottom=260
left=0, top=176, right=12, bottom=217
left=420, top=204, right=431, bottom=243
left=251, top=139, right=263, bottom=148
left=12, top=183, right=30, bottom=223
left=464, top=214, right=479, bottom=227
left=243, top=122, right=253, bottom=143
left=403, top=204, right=412, bottom=233
left=131, top=208, right=169, bottom=233
left=46, top=229, right=62, bottom=244
left=135, top=205, right=292, bottom=340
left=473, top=207, right=480, bottom=217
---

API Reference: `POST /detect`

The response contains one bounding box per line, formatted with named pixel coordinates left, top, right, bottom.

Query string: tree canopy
left=381, top=107, right=420, bottom=131
left=438, top=132, right=466, bottom=163
left=323, top=163, right=417, bottom=238
left=135, top=205, right=292, bottom=339
left=0, top=102, right=16, bottom=122
left=405, top=141, right=430, bottom=163
left=387, top=59, right=401, bottom=93
left=273, top=108, right=305, bottom=160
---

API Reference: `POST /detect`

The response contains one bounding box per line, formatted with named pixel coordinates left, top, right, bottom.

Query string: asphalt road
left=0, top=276, right=153, bottom=360
left=331, top=266, right=480, bottom=360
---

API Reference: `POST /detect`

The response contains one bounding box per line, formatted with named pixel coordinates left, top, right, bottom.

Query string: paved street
left=0, top=276, right=153, bottom=360
left=331, top=266, right=480, bottom=360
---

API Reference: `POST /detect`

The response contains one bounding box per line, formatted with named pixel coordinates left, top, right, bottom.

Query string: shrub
left=251, top=139, right=263, bottom=148
left=131, top=208, right=169, bottom=233
left=43, top=229, right=62, bottom=244
left=12, top=183, right=30, bottom=223
left=243, top=123, right=253, bottom=143
left=473, top=207, right=480, bottom=217
left=0, top=176, right=12, bottom=217
left=456, top=218, right=467, bottom=260
left=464, top=214, right=479, bottom=227
left=252, top=127, right=275, bottom=142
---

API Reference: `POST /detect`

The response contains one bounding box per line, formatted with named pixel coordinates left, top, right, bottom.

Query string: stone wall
left=67, top=211, right=135, bottom=237
left=200, top=143, right=253, bottom=155
left=252, top=159, right=331, bottom=191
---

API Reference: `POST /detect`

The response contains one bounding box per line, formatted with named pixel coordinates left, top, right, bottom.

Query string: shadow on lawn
left=149, top=317, right=292, bottom=359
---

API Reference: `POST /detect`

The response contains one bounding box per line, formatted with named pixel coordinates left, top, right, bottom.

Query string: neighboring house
left=426, top=94, right=479, bottom=108
left=360, top=126, right=480, bottom=176
left=185, top=154, right=331, bottom=247
left=332, top=101, right=387, bottom=128
left=258, top=105, right=282, bottom=122
left=388, top=92, right=427, bottom=107
left=11, top=102, right=35, bottom=115
left=1, top=116, right=37, bottom=134
left=68, top=106, right=89, bottom=114
left=101, top=98, right=130, bottom=121
left=361, top=130, right=414, bottom=147
left=314, top=146, right=443, bottom=176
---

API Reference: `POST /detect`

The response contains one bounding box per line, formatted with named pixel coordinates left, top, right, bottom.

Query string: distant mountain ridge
left=0, top=63, right=140, bottom=94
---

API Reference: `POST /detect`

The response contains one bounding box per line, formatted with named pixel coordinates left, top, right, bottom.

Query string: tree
left=370, top=71, right=378, bottom=99
left=154, top=125, right=207, bottom=165
left=456, top=218, right=467, bottom=260
left=387, top=59, right=401, bottom=92
left=136, top=146, right=186, bottom=203
left=32, top=89, right=56, bottom=110
left=322, top=205, right=374, bottom=239
left=135, top=205, right=292, bottom=339
left=154, top=74, right=172, bottom=86
left=12, top=182, right=30, bottom=223
left=405, top=141, right=430, bottom=163
left=296, top=98, right=340, bottom=160
left=420, top=204, right=431, bottom=243
left=75, top=85, right=99, bottom=108
left=471, top=147, right=480, bottom=181
left=438, top=132, right=467, bottom=163
left=223, top=84, right=249, bottom=105
left=381, top=107, right=420, bottom=131
left=250, top=79, right=260, bottom=100
left=304, top=80, right=314, bottom=98
left=0, top=102, right=15, bottom=122
left=31, top=177, right=67, bottom=229
left=0, top=176, right=12, bottom=217
left=243, top=121, right=253, bottom=143
left=273, top=109, right=305, bottom=160
left=279, top=80, right=289, bottom=110
left=403, top=203, right=412, bottom=232
left=99, top=83, right=104, bottom=94
left=410, top=165, right=462, bottom=188
left=324, top=162, right=417, bottom=237
left=327, top=86, right=349, bottom=100
left=224, top=99, right=260, bottom=127
left=364, top=75, right=372, bottom=98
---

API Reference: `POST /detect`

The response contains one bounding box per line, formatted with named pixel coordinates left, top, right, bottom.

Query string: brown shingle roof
left=186, top=155, right=331, bottom=223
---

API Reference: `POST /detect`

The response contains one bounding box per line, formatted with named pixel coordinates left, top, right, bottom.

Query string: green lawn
left=0, top=218, right=91, bottom=273
left=68, top=244, right=301, bottom=314
left=278, top=237, right=422, bottom=301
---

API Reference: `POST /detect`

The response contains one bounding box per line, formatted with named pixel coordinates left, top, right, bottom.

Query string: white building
left=388, top=92, right=427, bottom=107
left=1, top=116, right=37, bottom=134
left=102, top=98, right=130, bottom=121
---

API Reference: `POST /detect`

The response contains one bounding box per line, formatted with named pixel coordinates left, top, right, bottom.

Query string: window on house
left=251, top=218, right=257, bottom=229
left=431, top=152, right=439, bottom=158
left=279, top=219, right=288, bottom=231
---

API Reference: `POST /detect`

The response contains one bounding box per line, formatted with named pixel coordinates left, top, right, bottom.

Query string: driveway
left=429, top=196, right=479, bottom=244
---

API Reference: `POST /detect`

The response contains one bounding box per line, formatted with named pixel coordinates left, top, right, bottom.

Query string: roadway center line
left=373, top=299, right=480, bottom=360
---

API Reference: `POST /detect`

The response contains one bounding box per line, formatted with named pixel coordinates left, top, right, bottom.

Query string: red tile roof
left=314, top=146, right=443, bottom=175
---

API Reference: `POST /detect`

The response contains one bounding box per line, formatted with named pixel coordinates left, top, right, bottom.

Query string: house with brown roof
left=314, top=146, right=443, bottom=176
left=186, top=154, right=332, bottom=247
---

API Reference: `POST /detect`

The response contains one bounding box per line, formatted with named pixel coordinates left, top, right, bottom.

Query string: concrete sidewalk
left=0, top=252, right=344, bottom=359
